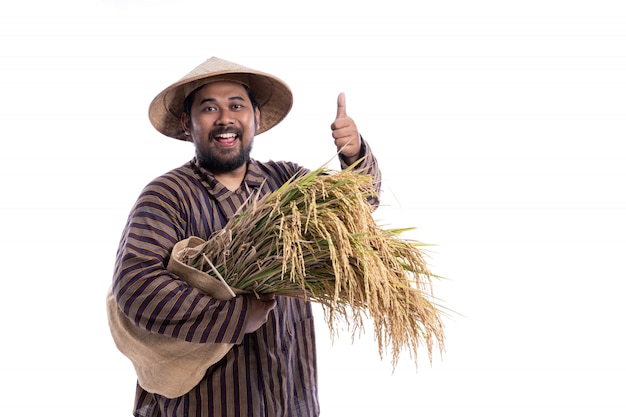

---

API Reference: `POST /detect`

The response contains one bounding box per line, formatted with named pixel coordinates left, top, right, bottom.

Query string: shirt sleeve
left=111, top=177, right=249, bottom=346
left=338, top=136, right=382, bottom=209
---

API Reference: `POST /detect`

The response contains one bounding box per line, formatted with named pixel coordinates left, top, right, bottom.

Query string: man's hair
left=183, top=83, right=260, bottom=116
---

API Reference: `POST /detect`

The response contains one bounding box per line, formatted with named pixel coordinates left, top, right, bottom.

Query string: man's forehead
left=196, top=81, right=249, bottom=98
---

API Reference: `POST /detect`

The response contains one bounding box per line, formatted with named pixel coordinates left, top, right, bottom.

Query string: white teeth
left=216, top=133, right=236, bottom=139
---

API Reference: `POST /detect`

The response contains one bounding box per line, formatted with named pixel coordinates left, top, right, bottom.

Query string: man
left=110, top=57, right=381, bottom=417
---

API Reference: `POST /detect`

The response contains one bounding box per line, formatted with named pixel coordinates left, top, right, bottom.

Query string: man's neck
left=213, top=165, right=246, bottom=192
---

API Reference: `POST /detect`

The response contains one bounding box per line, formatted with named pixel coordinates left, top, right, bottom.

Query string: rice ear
left=179, top=164, right=446, bottom=369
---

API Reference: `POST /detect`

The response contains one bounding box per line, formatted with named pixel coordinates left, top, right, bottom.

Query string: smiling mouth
left=213, top=132, right=238, bottom=147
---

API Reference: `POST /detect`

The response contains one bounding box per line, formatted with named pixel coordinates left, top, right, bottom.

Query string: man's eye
left=202, top=106, right=217, bottom=112
left=232, top=104, right=243, bottom=110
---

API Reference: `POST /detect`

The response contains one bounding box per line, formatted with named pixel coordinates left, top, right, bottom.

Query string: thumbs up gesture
left=331, top=92, right=361, bottom=165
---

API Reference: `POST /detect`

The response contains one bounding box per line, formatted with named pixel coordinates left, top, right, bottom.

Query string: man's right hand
left=244, top=294, right=277, bottom=334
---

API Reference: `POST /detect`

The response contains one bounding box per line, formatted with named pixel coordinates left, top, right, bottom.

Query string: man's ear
left=254, top=107, right=261, bottom=133
left=181, top=113, right=191, bottom=136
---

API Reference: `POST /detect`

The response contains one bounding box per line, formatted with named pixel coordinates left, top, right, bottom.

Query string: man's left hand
left=331, top=92, right=361, bottom=165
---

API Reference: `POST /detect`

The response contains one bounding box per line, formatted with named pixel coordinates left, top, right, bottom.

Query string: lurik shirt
left=112, top=141, right=381, bottom=417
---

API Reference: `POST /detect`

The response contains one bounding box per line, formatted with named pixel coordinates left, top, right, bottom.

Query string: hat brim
left=148, top=57, right=293, bottom=141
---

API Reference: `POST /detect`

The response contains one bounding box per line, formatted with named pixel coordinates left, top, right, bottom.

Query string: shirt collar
left=191, top=157, right=266, bottom=193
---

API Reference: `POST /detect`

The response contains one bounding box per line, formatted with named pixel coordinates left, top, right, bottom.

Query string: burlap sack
left=107, top=236, right=246, bottom=398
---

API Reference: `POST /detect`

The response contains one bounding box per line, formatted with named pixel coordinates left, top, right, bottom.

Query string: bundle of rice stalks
left=177, top=165, right=446, bottom=369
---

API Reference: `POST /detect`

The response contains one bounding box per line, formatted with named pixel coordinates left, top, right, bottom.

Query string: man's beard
left=197, top=139, right=254, bottom=174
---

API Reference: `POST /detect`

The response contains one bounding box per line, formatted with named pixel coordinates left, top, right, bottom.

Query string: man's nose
left=216, top=109, right=235, bottom=125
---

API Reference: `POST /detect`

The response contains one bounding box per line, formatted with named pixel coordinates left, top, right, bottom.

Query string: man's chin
left=197, top=141, right=253, bottom=173
left=198, top=154, right=249, bottom=173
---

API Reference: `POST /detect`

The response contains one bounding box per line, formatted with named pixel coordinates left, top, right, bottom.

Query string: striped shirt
left=112, top=141, right=381, bottom=417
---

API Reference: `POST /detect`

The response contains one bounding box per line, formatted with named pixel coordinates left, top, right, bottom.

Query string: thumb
left=336, top=92, right=347, bottom=119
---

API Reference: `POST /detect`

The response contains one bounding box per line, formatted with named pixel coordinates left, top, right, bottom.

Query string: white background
left=1, top=0, right=625, bottom=415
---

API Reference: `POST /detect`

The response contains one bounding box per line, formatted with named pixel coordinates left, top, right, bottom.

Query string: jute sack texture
left=107, top=236, right=246, bottom=398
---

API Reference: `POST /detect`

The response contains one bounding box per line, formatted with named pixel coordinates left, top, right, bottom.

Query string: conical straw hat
left=149, top=57, right=293, bottom=141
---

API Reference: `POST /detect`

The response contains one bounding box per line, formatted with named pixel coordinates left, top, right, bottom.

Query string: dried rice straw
left=177, top=163, right=446, bottom=369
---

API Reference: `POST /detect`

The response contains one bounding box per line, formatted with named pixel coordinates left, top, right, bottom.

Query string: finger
left=258, top=293, right=276, bottom=301
left=336, top=92, right=347, bottom=119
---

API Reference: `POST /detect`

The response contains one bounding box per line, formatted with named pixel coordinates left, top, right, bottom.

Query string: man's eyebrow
left=199, top=96, right=246, bottom=105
